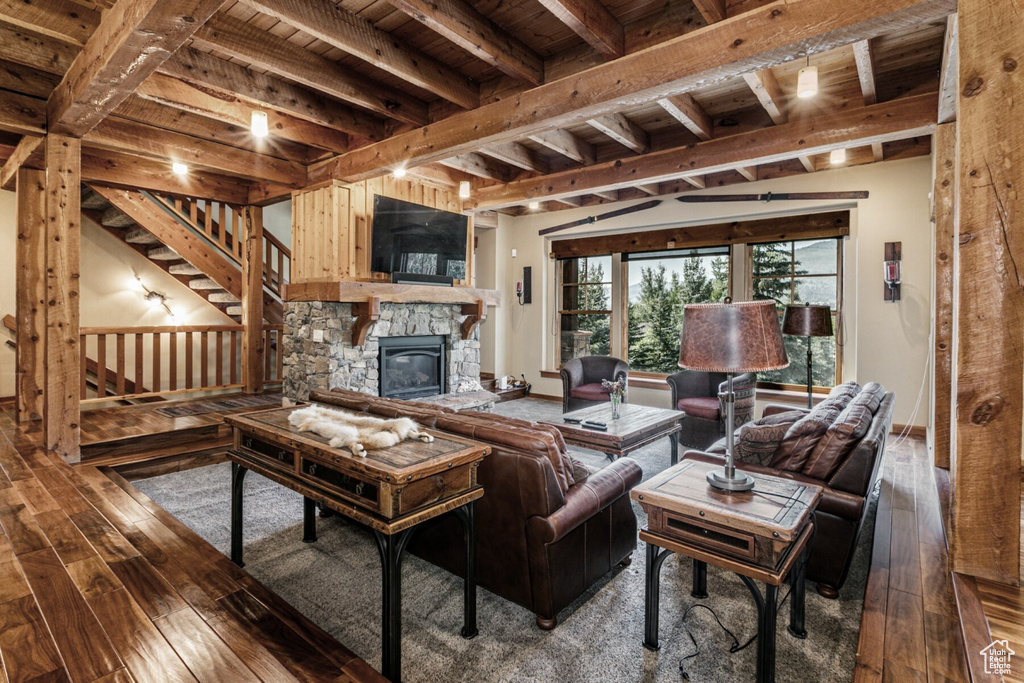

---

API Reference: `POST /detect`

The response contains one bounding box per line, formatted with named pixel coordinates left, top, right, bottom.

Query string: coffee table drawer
left=299, top=457, right=379, bottom=508
left=239, top=434, right=295, bottom=471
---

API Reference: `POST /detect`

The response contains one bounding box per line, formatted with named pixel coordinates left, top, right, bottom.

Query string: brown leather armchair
left=666, top=370, right=756, bottom=449
left=559, top=355, right=629, bottom=413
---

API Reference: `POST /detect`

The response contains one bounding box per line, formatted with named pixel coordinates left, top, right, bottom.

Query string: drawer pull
left=308, top=463, right=317, bottom=476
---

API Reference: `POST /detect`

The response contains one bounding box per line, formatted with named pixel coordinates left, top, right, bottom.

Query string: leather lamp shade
left=782, top=304, right=834, bottom=338
left=679, top=300, right=790, bottom=373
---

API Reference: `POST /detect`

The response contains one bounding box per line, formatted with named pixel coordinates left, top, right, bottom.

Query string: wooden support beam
left=657, top=93, right=713, bottom=140
left=81, top=150, right=251, bottom=205
left=1, top=136, right=44, bottom=190
left=743, top=69, right=788, bottom=125
left=438, top=154, right=514, bottom=182
left=479, top=142, right=549, bottom=174
left=471, top=92, right=938, bottom=209
left=681, top=176, right=705, bottom=189
left=351, top=297, right=381, bottom=346
left=951, top=0, right=1023, bottom=585
left=528, top=129, right=596, bottom=165
left=533, top=0, right=624, bottom=59
left=241, top=206, right=265, bottom=393
left=193, top=14, right=428, bottom=126
left=460, top=301, right=487, bottom=340
left=690, top=0, right=726, bottom=24
left=84, top=118, right=308, bottom=188
left=385, top=0, right=544, bottom=86
left=239, top=0, right=479, bottom=110
left=587, top=113, right=650, bottom=154
left=591, top=189, right=618, bottom=201
left=636, top=184, right=660, bottom=196
left=402, top=164, right=474, bottom=190
left=0, top=91, right=46, bottom=136
left=0, top=59, right=62, bottom=99
left=871, top=143, right=884, bottom=162
left=937, top=14, right=958, bottom=124
left=797, top=155, right=816, bottom=173
left=932, top=122, right=955, bottom=469
left=43, top=134, right=81, bottom=462
left=553, top=196, right=583, bottom=207
left=311, top=0, right=956, bottom=183
left=47, top=0, right=226, bottom=137
left=0, top=0, right=99, bottom=46
left=851, top=39, right=878, bottom=105
left=735, top=166, right=757, bottom=182
left=15, top=167, right=47, bottom=422
left=157, top=48, right=379, bottom=142
left=0, top=22, right=78, bottom=75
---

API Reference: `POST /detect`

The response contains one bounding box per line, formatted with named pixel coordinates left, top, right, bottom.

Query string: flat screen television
left=370, top=195, right=469, bottom=281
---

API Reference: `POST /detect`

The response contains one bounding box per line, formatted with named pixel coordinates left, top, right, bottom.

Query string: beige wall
left=490, top=156, right=934, bottom=427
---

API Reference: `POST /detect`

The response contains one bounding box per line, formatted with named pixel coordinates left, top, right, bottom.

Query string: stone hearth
left=282, top=301, right=481, bottom=401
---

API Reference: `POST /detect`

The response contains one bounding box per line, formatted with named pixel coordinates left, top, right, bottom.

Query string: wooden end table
left=631, top=459, right=822, bottom=683
left=225, top=405, right=491, bottom=683
left=540, top=403, right=685, bottom=464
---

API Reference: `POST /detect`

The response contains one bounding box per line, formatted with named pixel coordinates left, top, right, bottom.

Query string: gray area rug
left=133, top=398, right=874, bottom=682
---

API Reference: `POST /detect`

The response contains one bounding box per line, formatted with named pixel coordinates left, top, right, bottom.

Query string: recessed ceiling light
left=459, top=181, right=471, bottom=199
left=393, top=166, right=407, bottom=179
left=172, top=162, right=188, bottom=176
left=830, top=149, right=847, bottom=165
left=528, top=201, right=540, bottom=210
left=797, top=65, right=818, bottom=99
left=251, top=110, right=269, bottom=138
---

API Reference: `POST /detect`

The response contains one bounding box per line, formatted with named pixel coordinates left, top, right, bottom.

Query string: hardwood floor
left=0, top=405, right=384, bottom=683
left=976, top=578, right=1024, bottom=683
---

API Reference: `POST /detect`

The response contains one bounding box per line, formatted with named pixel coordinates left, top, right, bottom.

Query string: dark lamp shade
left=679, top=300, right=790, bottom=373
left=782, top=304, right=834, bottom=337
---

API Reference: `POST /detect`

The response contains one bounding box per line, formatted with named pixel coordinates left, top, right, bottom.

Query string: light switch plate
left=312, top=329, right=324, bottom=342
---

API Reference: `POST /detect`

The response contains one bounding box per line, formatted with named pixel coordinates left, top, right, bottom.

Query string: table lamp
left=679, top=300, right=789, bottom=492
left=782, top=304, right=834, bottom=409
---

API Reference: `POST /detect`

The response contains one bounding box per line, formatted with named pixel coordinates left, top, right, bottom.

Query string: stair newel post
left=240, top=206, right=265, bottom=394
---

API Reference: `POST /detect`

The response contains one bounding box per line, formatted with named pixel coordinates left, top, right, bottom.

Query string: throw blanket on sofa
left=288, top=405, right=434, bottom=457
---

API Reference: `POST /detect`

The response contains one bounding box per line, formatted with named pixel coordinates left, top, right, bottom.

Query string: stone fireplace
left=282, top=301, right=482, bottom=401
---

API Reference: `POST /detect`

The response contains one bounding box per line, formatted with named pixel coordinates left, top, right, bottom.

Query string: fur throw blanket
left=288, top=404, right=434, bottom=457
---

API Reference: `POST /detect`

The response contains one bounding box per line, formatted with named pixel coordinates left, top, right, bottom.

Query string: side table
left=631, top=459, right=822, bottom=683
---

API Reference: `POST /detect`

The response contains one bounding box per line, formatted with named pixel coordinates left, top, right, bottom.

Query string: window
left=558, top=255, right=612, bottom=365
left=750, top=238, right=841, bottom=389
left=625, top=247, right=730, bottom=373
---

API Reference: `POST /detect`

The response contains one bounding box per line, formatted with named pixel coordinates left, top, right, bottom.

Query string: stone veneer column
left=282, top=302, right=482, bottom=402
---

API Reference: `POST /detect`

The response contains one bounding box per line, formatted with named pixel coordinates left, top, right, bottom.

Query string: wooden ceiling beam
left=591, top=189, right=618, bottom=201
left=851, top=39, right=878, bottom=105
left=554, top=196, right=582, bottom=207
left=402, top=163, right=475, bottom=189
left=193, top=14, right=428, bottom=127
left=533, top=0, right=624, bottom=59
left=47, top=0, right=226, bottom=138
left=469, top=92, right=939, bottom=208
left=159, top=48, right=382, bottom=142
left=0, top=59, right=62, bottom=99
left=0, top=135, right=45, bottom=190
left=0, top=20, right=79, bottom=75
left=0, top=0, right=99, bottom=46
left=438, top=153, right=515, bottom=182
left=239, top=0, right=479, bottom=110
left=657, top=93, right=713, bottom=140
left=135, top=74, right=354, bottom=154
left=479, top=142, right=550, bottom=174
left=635, top=183, right=660, bottom=196
left=690, top=0, right=726, bottom=24
left=735, top=166, right=757, bottom=182
left=797, top=155, right=816, bottom=173
left=528, top=129, right=596, bottom=165
left=0, top=91, right=47, bottom=136
left=82, top=150, right=252, bottom=205
left=84, top=117, right=308, bottom=188
left=681, top=175, right=705, bottom=189
left=386, top=0, right=544, bottom=86
left=311, top=0, right=955, bottom=183
left=937, top=14, right=958, bottom=124
left=587, top=113, right=650, bottom=153
left=743, top=68, right=788, bottom=125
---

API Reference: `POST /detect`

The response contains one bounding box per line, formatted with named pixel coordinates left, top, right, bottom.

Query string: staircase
left=82, top=186, right=288, bottom=323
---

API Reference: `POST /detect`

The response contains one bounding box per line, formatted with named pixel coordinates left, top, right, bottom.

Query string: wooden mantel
left=284, top=281, right=501, bottom=307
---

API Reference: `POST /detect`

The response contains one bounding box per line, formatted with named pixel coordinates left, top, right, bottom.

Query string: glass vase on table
left=609, top=393, right=621, bottom=420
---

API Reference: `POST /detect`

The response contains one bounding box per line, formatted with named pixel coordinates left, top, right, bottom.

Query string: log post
left=43, top=135, right=81, bottom=463
left=241, top=205, right=265, bottom=393
left=931, top=122, right=955, bottom=469
left=951, top=0, right=1023, bottom=584
left=15, top=167, right=47, bottom=423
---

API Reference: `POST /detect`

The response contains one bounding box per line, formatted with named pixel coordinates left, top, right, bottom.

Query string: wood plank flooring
left=0, top=405, right=384, bottom=683
left=976, top=577, right=1024, bottom=683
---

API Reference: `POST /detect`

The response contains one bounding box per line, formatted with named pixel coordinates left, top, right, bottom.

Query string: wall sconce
left=135, top=273, right=175, bottom=318
left=884, top=241, right=901, bottom=302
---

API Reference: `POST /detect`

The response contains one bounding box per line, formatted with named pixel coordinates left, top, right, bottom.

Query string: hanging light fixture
left=528, top=201, right=540, bottom=210
left=171, top=162, right=188, bottom=176
left=250, top=110, right=269, bottom=138
left=458, top=180, right=471, bottom=199
left=830, top=148, right=847, bottom=165
left=392, top=166, right=407, bottom=179
left=797, top=54, right=818, bottom=99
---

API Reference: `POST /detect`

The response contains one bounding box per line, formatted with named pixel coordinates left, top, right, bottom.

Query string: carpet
left=154, top=393, right=282, bottom=417
left=133, top=397, right=875, bottom=682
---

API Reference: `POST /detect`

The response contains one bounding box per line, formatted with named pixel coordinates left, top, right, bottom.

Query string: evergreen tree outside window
left=750, top=238, right=842, bottom=389
left=558, top=256, right=612, bottom=364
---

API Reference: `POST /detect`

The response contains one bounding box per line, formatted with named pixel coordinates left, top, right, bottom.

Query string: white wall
left=490, top=156, right=934, bottom=427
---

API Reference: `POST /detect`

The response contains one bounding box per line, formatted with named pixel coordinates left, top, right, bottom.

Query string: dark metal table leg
left=691, top=559, right=708, bottom=599
left=643, top=543, right=673, bottom=651
left=230, top=463, right=247, bottom=567
left=670, top=434, right=679, bottom=466
left=788, top=544, right=808, bottom=639
left=302, top=497, right=318, bottom=543
left=451, top=503, right=478, bottom=639
left=740, top=576, right=778, bottom=683
left=373, top=528, right=415, bottom=683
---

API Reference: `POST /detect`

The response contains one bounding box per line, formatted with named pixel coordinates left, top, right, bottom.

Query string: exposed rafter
left=735, top=166, right=757, bottom=182
left=690, top=0, right=726, bottom=24
left=851, top=40, right=885, bottom=161
left=937, top=14, right=958, bottom=124
left=798, top=155, right=816, bottom=173
left=0, top=135, right=44, bottom=190
left=743, top=68, right=788, bottom=125
left=587, top=113, right=650, bottom=154
left=528, top=129, right=596, bottom=165
left=657, top=93, right=713, bottom=140
left=81, top=149, right=252, bottom=204
left=0, top=91, right=47, bottom=136
left=533, top=0, right=624, bottom=59
left=0, top=20, right=78, bottom=75
left=0, top=0, right=99, bottom=46
left=680, top=176, right=706, bottom=189
left=479, top=142, right=550, bottom=174
left=438, top=153, right=515, bottom=182
left=239, top=0, right=479, bottom=110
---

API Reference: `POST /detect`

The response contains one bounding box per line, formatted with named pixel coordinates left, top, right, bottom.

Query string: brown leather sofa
left=308, top=388, right=643, bottom=630
left=685, top=381, right=895, bottom=598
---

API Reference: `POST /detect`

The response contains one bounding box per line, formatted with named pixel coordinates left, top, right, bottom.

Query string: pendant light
left=797, top=54, right=818, bottom=99
left=830, top=148, right=847, bottom=165
left=459, top=181, right=471, bottom=199
left=250, top=110, right=269, bottom=138
left=171, top=162, right=188, bottom=175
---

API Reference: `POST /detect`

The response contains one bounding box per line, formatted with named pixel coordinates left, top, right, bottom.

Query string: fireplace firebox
left=379, top=335, right=446, bottom=399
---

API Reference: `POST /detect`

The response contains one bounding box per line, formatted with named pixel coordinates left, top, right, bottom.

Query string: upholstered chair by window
left=559, top=356, right=629, bottom=413
left=666, top=370, right=756, bottom=449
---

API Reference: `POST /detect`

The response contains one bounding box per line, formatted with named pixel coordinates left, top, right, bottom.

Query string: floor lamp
left=782, top=304, right=834, bottom=409
left=679, top=300, right=789, bottom=493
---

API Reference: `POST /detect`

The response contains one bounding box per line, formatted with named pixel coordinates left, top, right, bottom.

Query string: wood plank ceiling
left=0, top=0, right=952, bottom=214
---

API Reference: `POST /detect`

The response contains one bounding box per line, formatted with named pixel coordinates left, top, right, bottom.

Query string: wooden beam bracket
left=460, top=300, right=487, bottom=340
left=351, top=297, right=381, bottom=346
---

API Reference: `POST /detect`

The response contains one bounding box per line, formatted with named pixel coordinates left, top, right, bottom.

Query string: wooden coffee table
left=631, top=459, right=822, bottom=683
left=541, top=402, right=685, bottom=464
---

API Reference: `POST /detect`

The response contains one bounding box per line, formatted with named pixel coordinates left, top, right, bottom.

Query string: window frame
left=556, top=255, right=614, bottom=366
